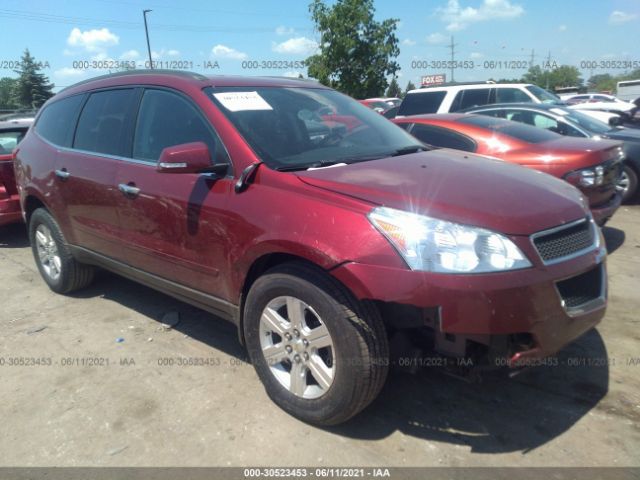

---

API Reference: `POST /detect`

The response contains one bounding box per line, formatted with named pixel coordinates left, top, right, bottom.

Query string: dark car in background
left=14, top=71, right=609, bottom=425
left=0, top=118, right=33, bottom=226
left=462, top=103, right=640, bottom=202
left=393, top=113, right=623, bottom=225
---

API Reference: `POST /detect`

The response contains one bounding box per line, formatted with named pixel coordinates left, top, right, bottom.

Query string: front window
left=458, top=115, right=559, bottom=143
left=553, top=108, right=612, bottom=135
left=207, top=87, right=424, bottom=170
left=525, top=85, right=561, bottom=104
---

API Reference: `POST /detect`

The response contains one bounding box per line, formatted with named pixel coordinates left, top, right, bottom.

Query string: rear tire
left=244, top=262, right=389, bottom=425
left=29, top=208, right=94, bottom=294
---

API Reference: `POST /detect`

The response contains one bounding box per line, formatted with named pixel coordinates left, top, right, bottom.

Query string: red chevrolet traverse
left=15, top=71, right=607, bottom=425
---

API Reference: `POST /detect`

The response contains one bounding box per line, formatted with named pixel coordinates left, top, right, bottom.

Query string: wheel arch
left=235, top=246, right=355, bottom=346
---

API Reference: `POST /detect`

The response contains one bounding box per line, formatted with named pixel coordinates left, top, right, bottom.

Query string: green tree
left=523, top=64, right=582, bottom=91
left=587, top=74, right=615, bottom=92
left=0, top=77, right=19, bottom=109
left=547, top=65, right=583, bottom=90
left=404, top=80, right=416, bottom=95
left=12, top=49, right=54, bottom=108
left=522, top=65, right=544, bottom=86
left=306, top=0, right=400, bottom=98
left=385, top=77, right=402, bottom=97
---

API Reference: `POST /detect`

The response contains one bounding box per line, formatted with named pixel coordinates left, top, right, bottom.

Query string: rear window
left=398, top=91, right=447, bottom=115
left=0, top=128, right=28, bottom=154
left=35, top=95, right=84, bottom=147
left=458, top=115, right=560, bottom=143
left=74, top=89, right=136, bottom=157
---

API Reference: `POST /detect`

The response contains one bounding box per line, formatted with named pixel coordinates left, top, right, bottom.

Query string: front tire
left=244, top=263, right=389, bottom=425
left=29, top=208, right=94, bottom=294
left=618, top=165, right=638, bottom=203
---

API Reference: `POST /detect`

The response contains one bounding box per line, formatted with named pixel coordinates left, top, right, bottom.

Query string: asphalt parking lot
left=1, top=205, right=639, bottom=467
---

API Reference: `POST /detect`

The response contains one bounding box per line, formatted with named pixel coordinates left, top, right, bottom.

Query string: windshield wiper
left=274, top=160, right=342, bottom=172
left=391, top=145, right=428, bottom=156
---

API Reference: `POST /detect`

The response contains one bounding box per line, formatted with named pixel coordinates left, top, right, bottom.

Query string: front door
left=114, top=88, right=233, bottom=300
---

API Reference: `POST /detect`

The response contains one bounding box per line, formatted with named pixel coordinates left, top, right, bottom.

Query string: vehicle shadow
left=603, top=226, right=625, bottom=254
left=329, top=328, right=609, bottom=454
left=70, top=271, right=608, bottom=455
left=0, top=223, right=29, bottom=248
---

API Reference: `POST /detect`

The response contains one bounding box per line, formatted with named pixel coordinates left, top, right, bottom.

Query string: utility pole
left=143, top=9, right=153, bottom=69
left=529, top=49, right=535, bottom=68
left=545, top=50, right=551, bottom=90
left=448, top=36, right=458, bottom=83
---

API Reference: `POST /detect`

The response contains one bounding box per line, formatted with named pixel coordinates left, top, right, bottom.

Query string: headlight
left=565, top=165, right=605, bottom=187
left=368, top=207, right=532, bottom=273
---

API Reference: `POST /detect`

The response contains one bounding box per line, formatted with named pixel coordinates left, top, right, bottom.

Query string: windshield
left=207, top=86, right=423, bottom=170
left=458, top=114, right=560, bottom=143
left=526, top=85, right=562, bottom=104
left=553, top=108, right=612, bottom=135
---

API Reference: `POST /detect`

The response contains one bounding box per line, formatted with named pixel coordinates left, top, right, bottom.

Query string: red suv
left=15, top=71, right=608, bottom=425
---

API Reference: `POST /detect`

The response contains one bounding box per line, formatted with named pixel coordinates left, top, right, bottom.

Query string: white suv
left=397, top=82, right=562, bottom=117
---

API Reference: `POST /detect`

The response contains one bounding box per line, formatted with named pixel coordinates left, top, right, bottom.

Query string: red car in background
left=393, top=114, right=623, bottom=226
left=0, top=118, right=33, bottom=226
left=358, top=98, right=392, bottom=114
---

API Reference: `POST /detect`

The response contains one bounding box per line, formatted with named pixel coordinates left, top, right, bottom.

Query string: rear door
left=114, top=87, right=233, bottom=298
left=55, top=88, right=138, bottom=258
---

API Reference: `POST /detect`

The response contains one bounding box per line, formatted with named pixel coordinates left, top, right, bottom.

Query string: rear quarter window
left=398, top=91, right=447, bottom=115
left=35, top=95, right=84, bottom=147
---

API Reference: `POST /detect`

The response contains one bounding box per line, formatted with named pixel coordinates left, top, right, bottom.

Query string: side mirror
left=609, top=116, right=623, bottom=127
left=157, top=141, right=228, bottom=175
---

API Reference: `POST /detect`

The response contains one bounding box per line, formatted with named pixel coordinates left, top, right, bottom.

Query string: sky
left=0, top=0, right=639, bottom=93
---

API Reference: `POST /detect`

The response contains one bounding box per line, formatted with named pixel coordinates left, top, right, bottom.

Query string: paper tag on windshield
left=213, top=91, right=273, bottom=112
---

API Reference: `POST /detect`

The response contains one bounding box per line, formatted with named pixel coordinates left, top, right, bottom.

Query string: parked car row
left=397, top=82, right=635, bottom=125
left=392, top=82, right=638, bottom=204
left=5, top=71, right=612, bottom=426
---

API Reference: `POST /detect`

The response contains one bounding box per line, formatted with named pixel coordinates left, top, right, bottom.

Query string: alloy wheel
left=259, top=296, right=335, bottom=399
left=35, top=224, right=62, bottom=281
left=616, top=170, right=630, bottom=196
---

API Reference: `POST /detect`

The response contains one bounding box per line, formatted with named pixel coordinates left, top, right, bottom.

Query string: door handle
left=55, top=169, right=70, bottom=180
left=118, top=183, right=141, bottom=198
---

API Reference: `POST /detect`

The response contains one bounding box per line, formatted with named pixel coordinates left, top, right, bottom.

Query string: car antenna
left=235, top=161, right=263, bottom=193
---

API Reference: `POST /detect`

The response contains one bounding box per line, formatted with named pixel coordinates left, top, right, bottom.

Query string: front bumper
left=0, top=194, right=22, bottom=226
left=590, top=192, right=622, bottom=226
left=332, top=240, right=607, bottom=361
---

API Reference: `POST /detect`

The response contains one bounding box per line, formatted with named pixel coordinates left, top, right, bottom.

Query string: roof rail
left=59, top=69, right=209, bottom=93
left=420, top=80, right=497, bottom=88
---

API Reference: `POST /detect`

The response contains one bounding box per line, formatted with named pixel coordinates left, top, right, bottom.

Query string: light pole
left=143, top=9, right=153, bottom=69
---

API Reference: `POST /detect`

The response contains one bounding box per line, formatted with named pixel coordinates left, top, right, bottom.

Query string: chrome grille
left=532, top=219, right=595, bottom=264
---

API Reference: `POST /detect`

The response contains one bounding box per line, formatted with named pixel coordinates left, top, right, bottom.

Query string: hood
left=295, top=150, right=587, bottom=236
